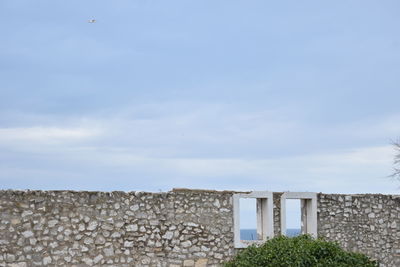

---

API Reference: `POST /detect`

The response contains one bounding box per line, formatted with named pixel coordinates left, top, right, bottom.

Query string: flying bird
left=88, top=19, right=96, bottom=23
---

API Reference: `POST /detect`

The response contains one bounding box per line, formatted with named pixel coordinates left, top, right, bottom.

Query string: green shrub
left=224, top=235, right=378, bottom=267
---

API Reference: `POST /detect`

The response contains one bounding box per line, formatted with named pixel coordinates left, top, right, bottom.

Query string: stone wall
left=1, top=189, right=399, bottom=267
left=0, top=189, right=235, bottom=267
left=318, top=193, right=400, bottom=267
left=271, top=193, right=400, bottom=267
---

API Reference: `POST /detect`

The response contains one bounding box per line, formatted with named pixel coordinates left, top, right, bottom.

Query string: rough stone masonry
left=0, top=189, right=235, bottom=267
left=0, top=189, right=399, bottom=266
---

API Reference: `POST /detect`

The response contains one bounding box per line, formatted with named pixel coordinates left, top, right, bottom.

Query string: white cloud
left=0, top=126, right=100, bottom=144
left=0, top=105, right=398, bottom=194
left=331, top=114, right=400, bottom=140
left=40, top=143, right=395, bottom=193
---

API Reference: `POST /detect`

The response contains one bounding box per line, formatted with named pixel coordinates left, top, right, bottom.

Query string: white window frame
left=280, top=192, right=317, bottom=237
left=233, top=191, right=274, bottom=248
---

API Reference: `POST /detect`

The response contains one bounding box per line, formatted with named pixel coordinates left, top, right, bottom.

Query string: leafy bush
left=224, top=235, right=378, bottom=267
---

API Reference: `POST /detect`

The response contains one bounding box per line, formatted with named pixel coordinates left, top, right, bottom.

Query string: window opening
left=285, top=199, right=301, bottom=237
left=280, top=192, right=317, bottom=237
left=239, top=198, right=257, bottom=240
left=233, top=191, right=274, bottom=248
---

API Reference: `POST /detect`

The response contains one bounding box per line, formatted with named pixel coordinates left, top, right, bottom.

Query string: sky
left=1, top=0, right=400, bottom=221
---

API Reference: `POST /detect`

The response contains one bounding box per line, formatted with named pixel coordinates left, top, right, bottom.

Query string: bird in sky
left=88, top=19, right=96, bottom=23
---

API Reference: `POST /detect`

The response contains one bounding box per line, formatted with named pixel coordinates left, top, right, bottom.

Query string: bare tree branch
left=390, top=140, right=400, bottom=181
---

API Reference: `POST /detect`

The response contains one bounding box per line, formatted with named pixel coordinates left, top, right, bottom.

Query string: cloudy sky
left=1, top=0, right=400, bottom=206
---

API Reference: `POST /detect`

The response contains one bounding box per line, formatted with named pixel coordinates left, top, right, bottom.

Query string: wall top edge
left=319, top=193, right=400, bottom=197
left=0, top=188, right=247, bottom=195
left=172, top=188, right=251, bottom=194
left=0, top=189, right=398, bottom=197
